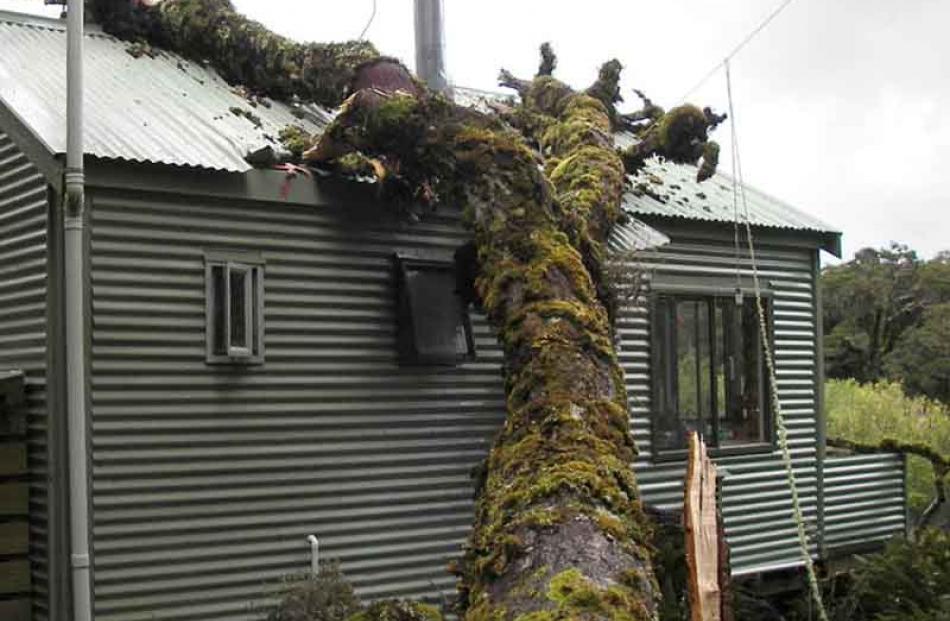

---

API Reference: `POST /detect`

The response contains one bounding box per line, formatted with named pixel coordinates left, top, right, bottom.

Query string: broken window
left=652, top=292, right=772, bottom=454
left=395, top=254, right=475, bottom=365
left=206, top=252, right=264, bottom=364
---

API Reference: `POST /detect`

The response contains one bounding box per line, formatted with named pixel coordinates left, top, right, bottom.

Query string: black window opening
left=651, top=292, right=773, bottom=454
left=395, top=254, right=475, bottom=366
left=206, top=256, right=264, bottom=364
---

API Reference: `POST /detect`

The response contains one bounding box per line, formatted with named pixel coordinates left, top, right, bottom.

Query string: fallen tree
left=90, top=2, right=724, bottom=619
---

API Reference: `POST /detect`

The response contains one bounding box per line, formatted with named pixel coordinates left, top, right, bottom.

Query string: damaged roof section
left=0, top=10, right=329, bottom=172
left=614, top=131, right=840, bottom=238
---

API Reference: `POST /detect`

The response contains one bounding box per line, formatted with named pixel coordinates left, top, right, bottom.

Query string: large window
left=651, top=292, right=772, bottom=454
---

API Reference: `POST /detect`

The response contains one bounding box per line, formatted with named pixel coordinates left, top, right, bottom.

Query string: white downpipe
left=307, top=535, right=320, bottom=575
left=66, top=2, right=92, bottom=621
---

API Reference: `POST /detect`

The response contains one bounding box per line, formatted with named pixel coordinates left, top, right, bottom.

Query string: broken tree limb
left=684, top=433, right=722, bottom=621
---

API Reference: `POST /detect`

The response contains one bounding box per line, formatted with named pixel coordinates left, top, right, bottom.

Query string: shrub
left=825, top=529, right=950, bottom=621
left=264, top=562, right=362, bottom=621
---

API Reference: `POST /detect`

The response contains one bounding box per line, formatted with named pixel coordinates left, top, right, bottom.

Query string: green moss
left=696, top=140, right=720, bottom=182
left=93, top=0, right=378, bottom=108
left=229, top=106, right=262, bottom=128
left=278, top=125, right=314, bottom=158
left=541, top=568, right=653, bottom=621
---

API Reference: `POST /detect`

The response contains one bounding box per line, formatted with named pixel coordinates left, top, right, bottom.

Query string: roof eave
left=0, top=93, right=63, bottom=189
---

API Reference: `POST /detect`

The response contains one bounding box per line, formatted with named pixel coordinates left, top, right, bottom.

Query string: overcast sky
left=2, top=0, right=948, bottom=260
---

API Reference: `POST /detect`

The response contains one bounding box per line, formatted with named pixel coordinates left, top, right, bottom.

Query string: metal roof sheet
left=0, top=11, right=837, bottom=246
left=0, top=11, right=329, bottom=172
left=608, top=216, right=670, bottom=253
left=615, top=131, right=840, bottom=235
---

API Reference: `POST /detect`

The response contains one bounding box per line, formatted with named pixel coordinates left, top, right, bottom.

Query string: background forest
left=821, top=244, right=950, bottom=519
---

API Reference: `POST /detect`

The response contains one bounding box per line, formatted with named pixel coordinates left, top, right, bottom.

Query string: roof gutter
left=65, top=2, right=93, bottom=621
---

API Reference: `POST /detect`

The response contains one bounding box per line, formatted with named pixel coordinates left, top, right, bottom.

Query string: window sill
left=205, top=356, right=264, bottom=366
left=652, top=442, right=775, bottom=463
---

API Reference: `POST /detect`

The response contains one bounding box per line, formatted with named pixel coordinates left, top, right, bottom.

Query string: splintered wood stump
left=685, top=433, right=721, bottom=621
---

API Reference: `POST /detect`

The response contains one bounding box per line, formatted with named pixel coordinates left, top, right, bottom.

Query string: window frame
left=394, top=253, right=476, bottom=366
left=205, top=250, right=265, bottom=365
left=649, top=286, right=776, bottom=461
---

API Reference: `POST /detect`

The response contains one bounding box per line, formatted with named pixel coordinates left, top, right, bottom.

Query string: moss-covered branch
left=309, top=56, right=657, bottom=620
left=90, top=0, right=378, bottom=107
left=621, top=104, right=726, bottom=182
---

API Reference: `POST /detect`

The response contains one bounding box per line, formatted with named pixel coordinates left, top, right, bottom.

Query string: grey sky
left=2, top=0, right=947, bottom=260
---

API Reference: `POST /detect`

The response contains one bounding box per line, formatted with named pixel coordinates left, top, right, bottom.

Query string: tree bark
left=91, top=4, right=726, bottom=619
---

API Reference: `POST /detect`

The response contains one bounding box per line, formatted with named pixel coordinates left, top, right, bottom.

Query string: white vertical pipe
left=307, top=535, right=320, bottom=575
left=66, top=1, right=92, bottom=621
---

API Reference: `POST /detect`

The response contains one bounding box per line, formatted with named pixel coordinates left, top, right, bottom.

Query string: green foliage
left=822, top=530, right=950, bottom=621
left=825, top=379, right=950, bottom=513
left=822, top=244, right=950, bottom=403
left=263, top=562, right=362, bottom=621
left=885, top=303, right=950, bottom=403
left=822, top=244, right=921, bottom=383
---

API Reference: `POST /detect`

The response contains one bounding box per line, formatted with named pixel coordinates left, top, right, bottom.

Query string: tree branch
left=537, top=41, right=557, bottom=77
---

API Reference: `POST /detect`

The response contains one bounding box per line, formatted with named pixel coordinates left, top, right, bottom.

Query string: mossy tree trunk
left=92, top=3, right=724, bottom=619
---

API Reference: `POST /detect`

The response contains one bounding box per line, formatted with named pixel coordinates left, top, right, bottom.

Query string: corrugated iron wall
left=88, top=185, right=831, bottom=618
left=88, top=188, right=506, bottom=620
left=823, top=453, right=906, bottom=552
left=0, top=131, right=49, bottom=620
left=616, top=232, right=821, bottom=575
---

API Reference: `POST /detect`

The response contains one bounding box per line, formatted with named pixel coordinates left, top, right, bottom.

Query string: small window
left=206, top=252, right=264, bottom=364
left=652, top=292, right=772, bottom=454
left=395, top=254, right=475, bottom=365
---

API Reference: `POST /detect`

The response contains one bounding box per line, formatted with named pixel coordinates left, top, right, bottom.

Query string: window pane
left=676, top=300, right=712, bottom=439
left=210, top=265, right=227, bottom=355
left=656, top=298, right=714, bottom=451
left=229, top=268, right=248, bottom=349
left=712, top=300, right=728, bottom=440
left=719, top=297, right=767, bottom=445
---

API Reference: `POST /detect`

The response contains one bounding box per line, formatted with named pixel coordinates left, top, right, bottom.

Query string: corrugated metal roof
left=615, top=131, right=839, bottom=235
left=0, top=10, right=836, bottom=243
left=608, top=216, right=670, bottom=253
left=0, top=11, right=329, bottom=172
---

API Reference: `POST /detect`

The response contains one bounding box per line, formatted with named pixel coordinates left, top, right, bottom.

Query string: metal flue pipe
left=65, top=1, right=92, bottom=620
left=413, top=0, right=449, bottom=92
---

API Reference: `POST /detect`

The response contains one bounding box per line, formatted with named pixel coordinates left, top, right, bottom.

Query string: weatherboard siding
left=618, top=229, right=821, bottom=575
left=0, top=132, right=49, bottom=621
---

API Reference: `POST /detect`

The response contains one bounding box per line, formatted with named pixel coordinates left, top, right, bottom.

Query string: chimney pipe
left=414, top=0, right=448, bottom=92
